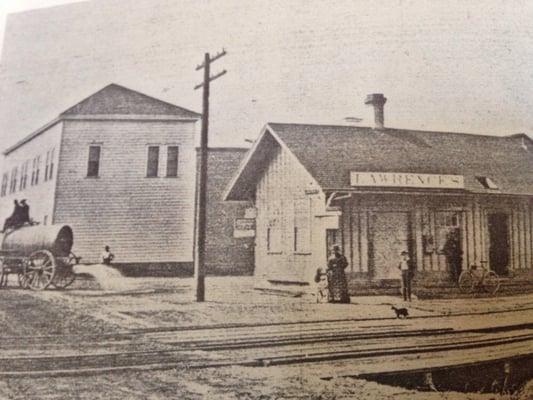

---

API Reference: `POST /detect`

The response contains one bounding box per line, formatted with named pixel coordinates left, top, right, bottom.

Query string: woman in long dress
left=327, top=245, right=350, bottom=303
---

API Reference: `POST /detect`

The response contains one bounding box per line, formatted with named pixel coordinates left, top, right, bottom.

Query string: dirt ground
left=3, top=275, right=531, bottom=332
left=0, top=275, right=532, bottom=399
left=1, top=363, right=532, bottom=400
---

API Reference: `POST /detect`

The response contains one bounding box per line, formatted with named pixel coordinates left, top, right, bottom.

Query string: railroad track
left=1, top=321, right=532, bottom=378
left=1, top=304, right=531, bottom=347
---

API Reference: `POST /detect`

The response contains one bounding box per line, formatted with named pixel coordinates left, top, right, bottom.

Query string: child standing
left=398, top=250, right=412, bottom=302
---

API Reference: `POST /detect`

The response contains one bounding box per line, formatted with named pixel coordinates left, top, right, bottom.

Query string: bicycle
left=458, top=260, right=500, bottom=295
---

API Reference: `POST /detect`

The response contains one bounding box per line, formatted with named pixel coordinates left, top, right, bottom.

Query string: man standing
left=398, top=250, right=412, bottom=302
left=443, top=227, right=462, bottom=284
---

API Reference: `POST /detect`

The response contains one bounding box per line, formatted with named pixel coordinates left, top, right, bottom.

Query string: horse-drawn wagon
left=0, top=224, right=79, bottom=290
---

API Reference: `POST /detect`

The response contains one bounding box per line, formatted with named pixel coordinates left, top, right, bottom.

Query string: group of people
left=317, top=228, right=463, bottom=304
left=315, top=245, right=351, bottom=304
left=395, top=226, right=463, bottom=303
left=316, top=244, right=412, bottom=304
left=1, top=199, right=31, bottom=233
left=313, top=245, right=413, bottom=304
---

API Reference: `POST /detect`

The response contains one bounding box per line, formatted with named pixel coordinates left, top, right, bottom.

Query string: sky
left=0, top=0, right=532, bottom=154
left=0, top=0, right=81, bottom=51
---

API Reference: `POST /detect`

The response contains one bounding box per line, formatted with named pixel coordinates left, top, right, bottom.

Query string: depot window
left=267, top=200, right=282, bottom=253
left=293, top=198, right=311, bottom=253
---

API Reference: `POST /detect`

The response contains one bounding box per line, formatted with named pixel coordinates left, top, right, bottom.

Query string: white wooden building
left=225, top=95, right=533, bottom=289
left=0, top=84, right=200, bottom=271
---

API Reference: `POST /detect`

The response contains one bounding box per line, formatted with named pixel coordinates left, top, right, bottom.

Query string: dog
left=391, top=306, right=409, bottom=319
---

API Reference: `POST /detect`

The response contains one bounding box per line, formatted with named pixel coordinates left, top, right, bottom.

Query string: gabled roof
left=4, top=84, right=200, bottom=155
left=61, top=83, right=201, bottom=118
left=200, top=148, right=250, bottom=203
left=225, top=123, right=533, bottom=200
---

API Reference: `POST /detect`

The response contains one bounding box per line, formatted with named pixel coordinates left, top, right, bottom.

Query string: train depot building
left=225, top=94, right=533, bottom=291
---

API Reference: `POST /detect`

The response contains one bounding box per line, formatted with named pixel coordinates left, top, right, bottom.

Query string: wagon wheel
left=18, top=270, right=30, bottom=289
left=457, top=271, right=474, bottom=294
left=23, top=250, right=56, bottom=290
left=0, top=261, right=7, bottom=288
left=51, top=254, right=78, bottom=289
left=483, top=271, right=500, bottom=295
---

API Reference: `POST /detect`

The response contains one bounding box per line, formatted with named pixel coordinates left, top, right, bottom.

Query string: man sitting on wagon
left=19, top=199, right=31, bottom=226
left=1, top=199, right=22, bottom=233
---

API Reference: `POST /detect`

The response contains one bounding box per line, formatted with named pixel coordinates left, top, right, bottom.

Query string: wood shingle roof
left=226, top=122, right=533, bottom=199
left=3, top=84, right=200, bottom=155
left=61, top=84, right=201, bottom=118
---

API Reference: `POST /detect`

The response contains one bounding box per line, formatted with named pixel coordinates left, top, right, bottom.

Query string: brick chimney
left=365, top=93, right=387, bottom=129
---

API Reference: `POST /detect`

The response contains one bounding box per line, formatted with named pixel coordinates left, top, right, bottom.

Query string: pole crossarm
left=194, top=70, right=227, bottom=90
left=195, top=49, right=227, bottom=70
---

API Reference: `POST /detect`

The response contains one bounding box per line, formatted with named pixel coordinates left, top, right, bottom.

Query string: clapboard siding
left=53, top=119, right=196, bottom=264
left=338, top=194, right=533, bottom=283
left=0, top=122, right=62, bottom=226
left=255, top=141, right=324, bottom=284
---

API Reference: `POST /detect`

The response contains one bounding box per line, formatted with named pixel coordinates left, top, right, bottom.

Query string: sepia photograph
left=0, top=1, right=532, bottom=399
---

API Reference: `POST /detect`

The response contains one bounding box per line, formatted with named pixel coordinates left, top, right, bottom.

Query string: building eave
left=3, top=117, right=62, bottom=155
left=223, top=123, right=324, bottom=201
left=321, top=187, right=533, bottom=198
left=61, top=114, right=199, bottom=122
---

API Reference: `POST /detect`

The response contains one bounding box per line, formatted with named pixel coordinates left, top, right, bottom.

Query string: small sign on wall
left=234, top=218, right=256, bottom=238
left=244, top=207, right=257, bottom=219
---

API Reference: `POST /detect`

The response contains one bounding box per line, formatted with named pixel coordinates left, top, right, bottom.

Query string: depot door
left=488, top=213, right=509, bottom=276
left=369, top=212, right=411, bottom=279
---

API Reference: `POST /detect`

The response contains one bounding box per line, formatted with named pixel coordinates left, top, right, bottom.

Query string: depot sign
left=350, top=172, right=464, bottom=189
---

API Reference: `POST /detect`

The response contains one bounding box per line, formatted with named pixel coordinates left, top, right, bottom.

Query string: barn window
left=9, top=166, right=18, bottom=193
left=19, top=161, right=29, bottom=190
left=1, top=173, right=8, bottom=196
left=44, top=150, right=50, bottom=182
left=36, top=156, right=41, bottom=185
left=48, top=148, right=55, bottom=180
left=34, top=155, right=40, bottom=185
left=166, top=146, right=179, bottom=177
left=87, top=146, right=101, bottom=177
left=293, top=198, right=311, bottom=253
left=31, top=158, right=36, bottom=185
left=44, top=148, right=55, bottom=181
left=146, top=146, right=159, bottom=177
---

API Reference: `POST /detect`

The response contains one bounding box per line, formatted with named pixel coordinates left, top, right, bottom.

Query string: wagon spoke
left=34, top=272, right=42, bottom=288
left=43, top=265, right=55, bottom=273
left=26, top=250, right=56, bottom=291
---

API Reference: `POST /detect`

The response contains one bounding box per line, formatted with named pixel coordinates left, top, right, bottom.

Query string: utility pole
left=193, top=49, right=227, bottom=302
